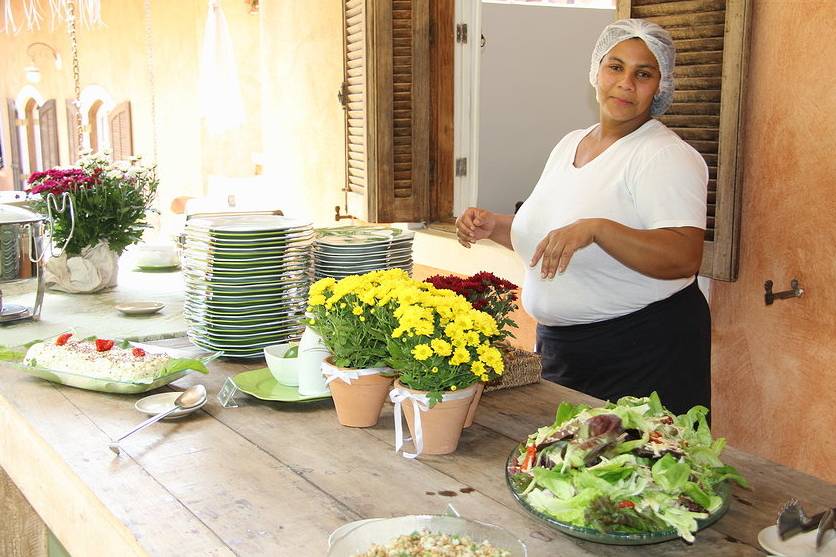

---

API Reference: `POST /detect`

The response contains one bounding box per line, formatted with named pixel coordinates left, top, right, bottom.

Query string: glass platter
left=8, top=348, right=220, bottom=395
left=504, top=443, right=731, bottom=545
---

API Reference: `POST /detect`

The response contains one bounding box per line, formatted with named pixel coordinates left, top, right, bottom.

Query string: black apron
left=535, top=279, right=711, bottom=416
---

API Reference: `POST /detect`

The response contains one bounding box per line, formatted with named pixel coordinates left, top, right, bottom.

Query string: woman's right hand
left=456, top=207, right=497, bottom=248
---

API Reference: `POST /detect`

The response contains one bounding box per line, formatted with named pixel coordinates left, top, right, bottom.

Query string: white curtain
left=198, top=0, right=245, bottom=135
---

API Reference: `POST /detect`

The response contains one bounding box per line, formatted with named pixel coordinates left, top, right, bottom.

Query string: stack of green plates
left=182, top=215, right=314, bottom=358
left=313, top=226, right=414, bottom=280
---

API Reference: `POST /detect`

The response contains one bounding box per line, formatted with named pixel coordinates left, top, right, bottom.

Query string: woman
left=455, top=19, right=710, bottom=415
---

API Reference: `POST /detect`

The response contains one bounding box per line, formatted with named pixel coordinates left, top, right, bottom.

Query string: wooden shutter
left=617, top=0, right=751, bottom=281
left=38, top=99, right=60, bottom=170
left=6, top=99, right=22, bottom=190
left=108, top=101, right=133, bottom=161
left=341, top=0, right=430, bottom=223
left=65, top=99, right=80, bottom=165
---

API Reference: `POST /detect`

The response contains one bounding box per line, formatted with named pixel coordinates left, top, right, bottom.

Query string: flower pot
left=45, top=241, right=119, bottom=293
left=463, top=381, right=485, bottom=429
left=322, top=357, right=394, bottom=428
left=390, top=380, right=477, bottom=457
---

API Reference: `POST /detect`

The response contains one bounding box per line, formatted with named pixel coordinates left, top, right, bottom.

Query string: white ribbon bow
left=389, top=386, right=474, bottom=459
left=321, top=360, right=389, bottom=386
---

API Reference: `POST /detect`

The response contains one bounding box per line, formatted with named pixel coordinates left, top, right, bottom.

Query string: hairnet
left=588, top=18, right=676, bottom=116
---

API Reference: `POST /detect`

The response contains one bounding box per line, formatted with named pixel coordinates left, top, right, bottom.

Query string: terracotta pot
left=395, top=380, right=476, bottom=455
left=323, top=358, right=394, bottom=428
left=463, top=381, right=485, bottom=429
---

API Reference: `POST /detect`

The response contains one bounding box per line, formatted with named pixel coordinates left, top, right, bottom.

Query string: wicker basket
left=485, top=344, right=542, bottom=392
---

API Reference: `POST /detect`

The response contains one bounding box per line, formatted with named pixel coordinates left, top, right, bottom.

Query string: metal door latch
left=764, top=278, right=804, bottom=305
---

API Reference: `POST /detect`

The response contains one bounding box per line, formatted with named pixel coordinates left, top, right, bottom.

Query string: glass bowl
left=328, top=515, right=527, bottom=556
left=505, top=443, right=730, bottom=545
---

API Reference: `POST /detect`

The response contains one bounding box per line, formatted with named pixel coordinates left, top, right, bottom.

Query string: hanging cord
left=3, top=0, right=19, bottom=33
left=67, top=0, right=83, bottom=153
left=23, top=0, right=45, bottom=31
left=143, top=0, right=158, bottom=163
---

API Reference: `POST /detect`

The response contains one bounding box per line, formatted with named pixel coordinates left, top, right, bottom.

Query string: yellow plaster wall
left=258, top=0, right=344, bottom=227
left=0, top=0, right=262, bottom=233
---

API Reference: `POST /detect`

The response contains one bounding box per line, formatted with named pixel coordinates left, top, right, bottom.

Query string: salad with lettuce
left=507, top=393, right=747, bottom=543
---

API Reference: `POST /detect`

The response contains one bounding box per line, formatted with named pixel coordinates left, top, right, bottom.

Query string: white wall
left=476, top=3, right=614, bottom=213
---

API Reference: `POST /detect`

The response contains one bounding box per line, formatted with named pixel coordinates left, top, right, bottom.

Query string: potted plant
left=307, top=271, right=401, bottom=427
left=424, top=271, right=519, bottom=426
left=26, top=152, right=158, bottom=293
left=378, top=277, right=505, bottom=457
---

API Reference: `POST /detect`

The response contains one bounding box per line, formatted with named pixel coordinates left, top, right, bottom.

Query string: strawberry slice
left=55, top=333, right=73, bottom=346
left=131, top=347, right=146, bottom=358
left=95, top=339, right=115, bottom=352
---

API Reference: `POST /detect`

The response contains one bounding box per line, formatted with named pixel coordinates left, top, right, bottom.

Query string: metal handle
left=108, top=405, right=180, bottom=454
left=30, top=192, right=75, bottom=262
left=764, top=278, right=804, bottom=305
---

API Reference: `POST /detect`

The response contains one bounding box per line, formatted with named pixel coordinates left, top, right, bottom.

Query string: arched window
left=88, top=99, right=104, bottom=152
left=24, top=98, right=42, bottom=175
left=11, top=85, right=51, bottom=184
left=79, top=85, right=115, bottom=154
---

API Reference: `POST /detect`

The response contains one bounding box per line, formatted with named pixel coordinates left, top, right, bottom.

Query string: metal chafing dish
left=0, top=196, right=73, bottom=323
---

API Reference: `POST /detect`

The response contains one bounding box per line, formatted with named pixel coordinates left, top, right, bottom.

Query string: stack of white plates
left=182, top=215, right=314, bottom=358
left=313, top=226, right=415, bottom=279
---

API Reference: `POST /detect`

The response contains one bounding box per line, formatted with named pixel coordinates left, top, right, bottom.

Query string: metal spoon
left=109, top=384, right=207, bottom=455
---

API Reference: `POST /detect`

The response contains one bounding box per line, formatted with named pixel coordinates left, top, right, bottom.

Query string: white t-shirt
left=510, top=119, right=708, bottom=326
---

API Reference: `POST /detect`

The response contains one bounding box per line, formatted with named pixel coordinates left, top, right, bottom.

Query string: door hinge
left=455, top=157, right=467, bottom=177
left=456, top=23, right=468, bottom=44
left=337, top=81, right=348, bottom=107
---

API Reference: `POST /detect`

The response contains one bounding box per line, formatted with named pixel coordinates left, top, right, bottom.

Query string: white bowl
left=134, top=243, right=180, bottom=267
left=263, top=342, right=300, bottom=386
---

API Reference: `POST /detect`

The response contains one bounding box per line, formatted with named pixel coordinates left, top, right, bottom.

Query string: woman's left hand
left=530, top=219, right=599, bottom=279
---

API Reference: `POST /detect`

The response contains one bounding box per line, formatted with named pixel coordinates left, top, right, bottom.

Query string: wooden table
left=1, top=357, right=834, bottom=557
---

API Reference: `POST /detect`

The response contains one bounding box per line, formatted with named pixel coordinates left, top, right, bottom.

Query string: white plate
left=758, top=525, right=836, bottom=557
left=187, top=215, right=313, bottom=233
left=115, top=301, right=166, bottom=316
left=134, top=391, right=207, bottom=419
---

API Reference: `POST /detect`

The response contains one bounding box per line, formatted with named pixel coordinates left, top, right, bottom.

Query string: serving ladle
left=109, top=384, right=207, bottom=455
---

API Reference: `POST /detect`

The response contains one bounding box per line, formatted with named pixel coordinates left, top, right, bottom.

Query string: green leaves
left=554, top=401, right=588, bottom=428
left=0, top=346, right=26, bottom=362
left=163, top=358, right=210, bottom=376
left=651, top=453, right=690, bottom=492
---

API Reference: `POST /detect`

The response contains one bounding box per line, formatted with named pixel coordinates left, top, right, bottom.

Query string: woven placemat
left=485, top=345, right=541, bottom=392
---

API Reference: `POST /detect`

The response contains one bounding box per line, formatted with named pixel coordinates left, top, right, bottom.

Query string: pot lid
left=0, top=204, right=44, bottom=225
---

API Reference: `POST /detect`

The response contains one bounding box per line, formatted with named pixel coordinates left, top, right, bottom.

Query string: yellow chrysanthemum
left=352, top=306, right=364, bottom=316
left=449, top=346, right=471, bottom=366
left=411, top=344, right=433, bottom=361
left=430, top=338, right=452, bottom=356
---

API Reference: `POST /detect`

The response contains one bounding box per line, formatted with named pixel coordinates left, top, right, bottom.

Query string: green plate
left=232, top=368, right=332, bottom=402
left=135, top=264, right=181, bottom=272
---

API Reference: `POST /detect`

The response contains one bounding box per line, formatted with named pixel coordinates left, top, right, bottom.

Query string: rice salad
left=24, top=334, right=177, bottom=384
left=353, top=529, right=511, bottom=557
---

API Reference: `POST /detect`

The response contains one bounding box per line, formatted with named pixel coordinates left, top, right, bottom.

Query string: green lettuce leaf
left=0, top=346, right=26, bottom=362
left=554, top=401, right=588, bottom=428
left=163, top=358, right=210, bottom=376
left=532, top=467, right=575, bottom=499
left=652, top=453, right=690, bottom=492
